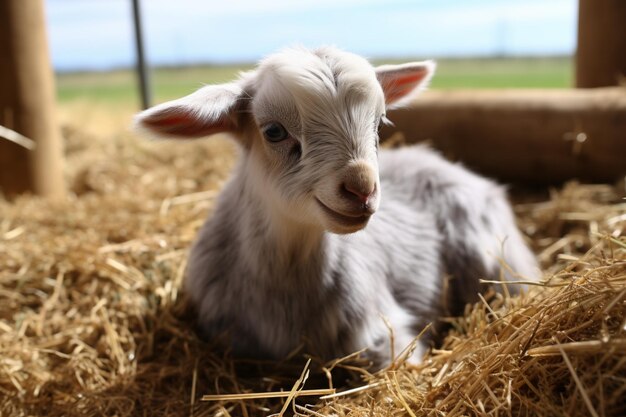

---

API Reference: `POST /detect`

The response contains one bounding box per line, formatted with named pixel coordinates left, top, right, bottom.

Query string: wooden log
left=576, top=0, right=626, bottom=88
left=0, top=0, right=66, bottom=199
left=381, top=88, right=626, bottom=184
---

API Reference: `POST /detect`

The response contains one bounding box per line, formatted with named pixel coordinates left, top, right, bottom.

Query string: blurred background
left=49, top=0, right=578, bottom=106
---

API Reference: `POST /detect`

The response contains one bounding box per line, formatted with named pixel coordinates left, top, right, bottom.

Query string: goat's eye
left=262, top=122, right=289, bottom=143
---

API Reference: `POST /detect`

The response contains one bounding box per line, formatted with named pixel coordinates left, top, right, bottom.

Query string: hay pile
left=1, top=103, right=625, bottom=416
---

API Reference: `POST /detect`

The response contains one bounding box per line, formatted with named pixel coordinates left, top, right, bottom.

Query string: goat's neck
left=234, top=160, right=326, bottom=274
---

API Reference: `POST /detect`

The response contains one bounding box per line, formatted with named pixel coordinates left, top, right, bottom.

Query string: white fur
left=135, top=46, right=539, bottom=367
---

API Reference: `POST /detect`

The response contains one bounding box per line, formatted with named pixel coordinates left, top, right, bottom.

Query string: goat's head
left=135, top=47, right=434, bottom=234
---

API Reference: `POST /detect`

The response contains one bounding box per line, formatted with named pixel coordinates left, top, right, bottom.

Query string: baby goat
left=135, top=47, right=538, bottom=366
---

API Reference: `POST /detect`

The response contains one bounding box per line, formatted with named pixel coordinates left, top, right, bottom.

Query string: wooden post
left=0, top=0, right=66, bottom=199
left=381, top=88, right=626, bottom=185
left=576, top=0, right=626, bottom=88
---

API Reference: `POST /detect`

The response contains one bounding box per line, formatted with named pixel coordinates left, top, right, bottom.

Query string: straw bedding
left=1, top=104, right=624, bottom=416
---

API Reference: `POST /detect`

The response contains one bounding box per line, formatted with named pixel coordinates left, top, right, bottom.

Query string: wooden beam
left=0, top=0, right=66, bottom=199
left=576, top=0, right=626, bottom=88
left=381, top=88, right=626, bottom=185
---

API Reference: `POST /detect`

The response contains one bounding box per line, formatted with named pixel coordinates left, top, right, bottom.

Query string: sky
left=46, top=0, right=578, bottom=71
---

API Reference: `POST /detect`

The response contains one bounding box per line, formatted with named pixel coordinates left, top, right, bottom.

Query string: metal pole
left=131, top=0, right=151, bottom=109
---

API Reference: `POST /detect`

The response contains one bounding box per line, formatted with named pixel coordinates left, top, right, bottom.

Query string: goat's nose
left=342, top=182, right=375, bottom=204
left=341, top=161, right=377, bottom=205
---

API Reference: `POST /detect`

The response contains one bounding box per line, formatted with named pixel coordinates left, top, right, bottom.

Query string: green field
left=55, top=56, right=573, bottom=106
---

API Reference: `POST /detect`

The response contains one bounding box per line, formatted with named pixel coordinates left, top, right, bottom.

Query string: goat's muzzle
left=316, top=198, right=373, bottom=230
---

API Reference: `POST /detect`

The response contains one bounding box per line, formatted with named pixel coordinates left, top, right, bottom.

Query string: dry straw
left=0, top=105, right=624, bottom=416
left=0, top=124, right=36, bottom=150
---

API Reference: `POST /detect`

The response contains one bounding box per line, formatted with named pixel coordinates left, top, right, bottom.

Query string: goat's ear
left=134, top=83, right=245, bottom=139
left=375, top=61, right=435, bottom=108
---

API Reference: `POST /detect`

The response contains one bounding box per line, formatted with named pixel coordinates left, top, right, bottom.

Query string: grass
left=428, top=56, right=573, bottom=89
left=55, top=56, right=573, bottom=106
left=55, top=64, right=253, bottom=105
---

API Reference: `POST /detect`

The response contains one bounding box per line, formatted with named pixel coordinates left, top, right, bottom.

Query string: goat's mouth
left=315, top=198, right=372, bottom=230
